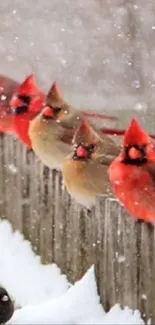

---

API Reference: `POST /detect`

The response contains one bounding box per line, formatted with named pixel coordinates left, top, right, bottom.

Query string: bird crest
left=14, top=74, right=40, bottom=95
left=124, top=117, right=151, bottom=147
left=73, top=119, right=100, bottom=147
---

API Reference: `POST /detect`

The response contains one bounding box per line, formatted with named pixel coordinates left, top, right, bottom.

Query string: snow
left=8, top=266, right=144, bottom=325
left=7, top=164, right=18, bottom=174
left=102, top=305, right=144, bottom=325
left=0, top=219, right=144, bottom=324
left=8, top=266, right=105, bottom=325
left=0, top=220, right=69, bottom=307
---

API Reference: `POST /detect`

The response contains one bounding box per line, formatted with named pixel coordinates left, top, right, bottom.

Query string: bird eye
left=1, top=295, right=9, bottom=302
left=12, top=105, right=28, bottom=115
left=17, top=94, right=31, bottom=105
left=87, top=144, right=95, bottom=152
left=53, top=107, right=62, bottom=114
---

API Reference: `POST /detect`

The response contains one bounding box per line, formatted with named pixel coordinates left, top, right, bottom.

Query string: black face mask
left=122, top=144, right=147, bottom=165
left=11, top=94, right=31, bottom=115
left=12, top=105, right=28, bottom=115
left=17, top=94, right=31, bottom=105
left=42, top=106, right=62, bottom=120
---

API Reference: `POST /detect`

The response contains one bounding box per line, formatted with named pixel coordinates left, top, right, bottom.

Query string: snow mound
left=0, top=220, right=69, bottom=306
left=0, top=219, right=144, bottom=324
left=8, top=266, right=105, bottom=324
left=102, top=304, right=144, bottom=325
left=8, top=265, right=144, bottom=325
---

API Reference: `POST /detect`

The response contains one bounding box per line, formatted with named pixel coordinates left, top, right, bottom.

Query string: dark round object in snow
left=0, top=287, right=14, bottom=324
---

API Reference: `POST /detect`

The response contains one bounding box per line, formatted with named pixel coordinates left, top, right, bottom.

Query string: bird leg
left=26, top=147, right=34, bottom=154
left=135, top=218, right=154, bottom=231
left=86, top=209, right=92, bottom=217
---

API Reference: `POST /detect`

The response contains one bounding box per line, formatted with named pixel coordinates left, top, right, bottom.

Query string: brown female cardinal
left=108, top=117, right=155, bottom=224
left=29, top=82, right=120, bottom=170
left=10, top=74, right=45, bottom=148
left=0, top=75, right=19, bottom=134
left=62, top=119, right=119, bottom=208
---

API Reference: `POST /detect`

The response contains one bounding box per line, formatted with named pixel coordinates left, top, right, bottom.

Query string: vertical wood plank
left=39, top=165, right=52, bottom=264
left=28, top=153, right=41, bottom=254
left=0, top=135, right=6, bottom=219
left=2, top=136, right=155, bottom=323
left=95, top=197, right=139, bottom=312
left=118, top=205, right=139, bottom=310
left=138, top=222, right=154, bottom=322
left=3, top=136, right=21, bottom=228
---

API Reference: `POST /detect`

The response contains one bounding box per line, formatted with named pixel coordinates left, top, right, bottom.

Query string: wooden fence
left=0, top=134, right=155, bottom=323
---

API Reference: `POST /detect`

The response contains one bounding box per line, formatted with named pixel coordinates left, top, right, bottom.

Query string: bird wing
left=96, top=154, right=114, bottom=166
left=146, top=163, right=155, bottom=185
left=60, top=128, right=74, bottom=145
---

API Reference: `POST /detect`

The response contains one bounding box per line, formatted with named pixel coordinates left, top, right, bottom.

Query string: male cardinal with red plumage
left=0, top=75, right=19, bottom=133
left=29, top=81, right=120, bottom=170
left=9, top=74, right=45, bottom=148
left=62, top=119, right=118, bottom=208
left=108, top=117, right=155, bottom=224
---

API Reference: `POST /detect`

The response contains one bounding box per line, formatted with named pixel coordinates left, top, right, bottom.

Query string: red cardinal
left=0, top=75, right=19, bottom=133
left=10, top=74, right=45, bottom=148
left=108, top=117, right=155, bottom=224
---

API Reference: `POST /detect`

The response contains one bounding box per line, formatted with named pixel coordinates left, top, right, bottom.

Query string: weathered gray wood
left=94, top=197, right=141, bottom=312
left=52, top=170, right=65, bottom=269
left=0, top=135, right=6, bottom=219
left=3, top=136, right=22, bottom=230
left=39, top=166, right=54, bottom=263
left=118, top=206, right=139, bottom=310
left=138, top=222, right=154, bottom=322
left=1, top=135, right=155, bottom=323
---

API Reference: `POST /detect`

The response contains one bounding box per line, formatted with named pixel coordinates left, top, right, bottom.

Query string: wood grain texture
left=1, top=135, right=155, bottom=322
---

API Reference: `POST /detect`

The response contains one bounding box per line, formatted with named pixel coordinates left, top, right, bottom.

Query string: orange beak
left=76, top=145, right=88, bottom=158
left=10, top=95, right=23, bottom=109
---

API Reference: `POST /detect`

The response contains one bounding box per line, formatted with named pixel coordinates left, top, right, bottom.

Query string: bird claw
left=26, top=147, right=33, bottom=154
left=135, top=219, right=144, bottom=225
left=86, top=209, right=92, bottom=217
left=135, top=218, right=154, bottom=230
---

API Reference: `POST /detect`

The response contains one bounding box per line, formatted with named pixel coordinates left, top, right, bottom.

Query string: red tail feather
left=100, top=126, right=155, bottom=140
left=82, top=111, right=118, bottom=121
left=0, top=75, right=20, bottom=134
left=100, top=127, right=125, bottom=136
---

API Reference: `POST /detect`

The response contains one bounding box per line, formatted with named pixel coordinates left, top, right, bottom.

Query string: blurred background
left=0, top=0, right=155, bottom=124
